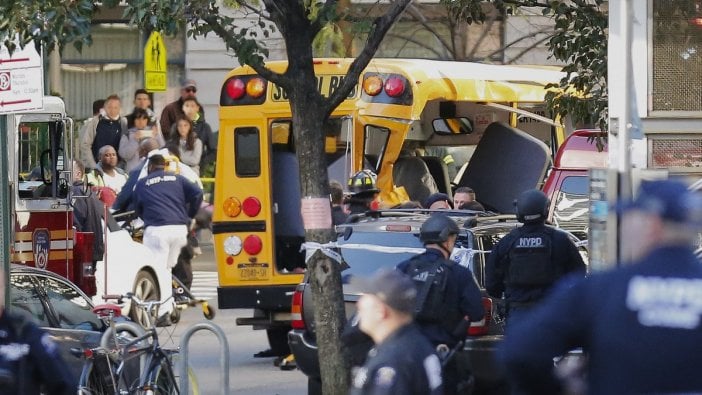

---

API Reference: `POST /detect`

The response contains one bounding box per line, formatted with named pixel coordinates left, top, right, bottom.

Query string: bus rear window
left=235, top=127, right=261, bottom=177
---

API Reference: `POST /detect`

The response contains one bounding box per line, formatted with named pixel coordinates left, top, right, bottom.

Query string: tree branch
left=201, top=13, right=287, bottom=87
left=466, top=10, right=497, bottom=60
left=323, top=0, right=413, bottom=115
left=405, top=3, right=453, bottom=56
left=480, top=26, right=553, bottom=60
left=310, top=0, right=339, bottom=37
left=386, top=31, right=448, bottom=59
left=503, top=34, right=551, bottom=64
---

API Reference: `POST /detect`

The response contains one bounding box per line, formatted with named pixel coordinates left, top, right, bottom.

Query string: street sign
left=0, top=42, right=44, bottom=114
left=144, top=31, right=167, bottom=92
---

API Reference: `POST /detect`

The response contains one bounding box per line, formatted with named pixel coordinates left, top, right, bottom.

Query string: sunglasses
left=185, top=87, right=197, bottom=93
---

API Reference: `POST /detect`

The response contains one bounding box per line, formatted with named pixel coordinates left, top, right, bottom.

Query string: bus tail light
left=242, top=197, right=261, bottom=217
left=223, top=197, right=242, bottom=217
left=226, top=78, right=246, bottom=100
left=291, top=286, right=305, bottom=329
left=247, top=77, right=267, bottom=98
left=221, top=75, right=268, bottom=106
left=468, top=297, right=493, bottom=336
left=243, top=235, right=263, bottom=255
left=384, top=77, right=405, bottom=97
left=223, top=236, right=243, bottom=256
left=362, top=75, right=383, bottom=96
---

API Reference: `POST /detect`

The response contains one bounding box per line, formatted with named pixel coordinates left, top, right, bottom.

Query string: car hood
left=458, top=122, right=551, bottom=213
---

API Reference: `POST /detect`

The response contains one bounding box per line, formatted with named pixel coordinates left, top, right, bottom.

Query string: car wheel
left=308, top=377, right=322, bottom=395
left=131, top=270, right=160, bottom=328
left=266, top=326, right=292, bottom=356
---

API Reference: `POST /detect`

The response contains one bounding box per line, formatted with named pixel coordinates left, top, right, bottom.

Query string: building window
left=651, top=0, right=702, bottom=112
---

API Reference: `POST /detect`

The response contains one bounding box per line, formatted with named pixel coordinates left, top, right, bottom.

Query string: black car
left=288, top=210, right=587, bottom=394
left=8, top=264, right=125, bottom=379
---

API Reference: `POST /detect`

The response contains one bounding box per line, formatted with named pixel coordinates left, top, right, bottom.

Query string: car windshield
left=338, top=230, right=422, bottom=279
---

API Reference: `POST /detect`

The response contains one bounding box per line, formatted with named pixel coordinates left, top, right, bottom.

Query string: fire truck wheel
left=130, top=270, right=160, bottom=328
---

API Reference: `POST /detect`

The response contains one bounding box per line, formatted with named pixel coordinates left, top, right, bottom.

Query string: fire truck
left=7, top=96, right=172, bottom=324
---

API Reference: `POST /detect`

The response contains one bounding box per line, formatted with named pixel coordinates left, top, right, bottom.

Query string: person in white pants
left=133, top=153, right=203, bottom=322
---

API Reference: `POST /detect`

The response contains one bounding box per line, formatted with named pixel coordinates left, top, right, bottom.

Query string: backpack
left=506, top=226, right=557, bottom=287
left=404, top=255, right=450, bottom=324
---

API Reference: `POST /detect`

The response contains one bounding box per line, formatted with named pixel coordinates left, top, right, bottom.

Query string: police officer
left=485, top=189, right=586, bottom=327
left=346, top=170, right=380, bottom=218
left=396, top=214, right=484, bottom=394
left=498, top=179, right=702, bottom=394
left=0, top=273, right=76, bottom=394
left=350, top=269, right=443, bottom=395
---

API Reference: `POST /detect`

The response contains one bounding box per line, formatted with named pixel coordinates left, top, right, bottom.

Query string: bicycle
left=76, top=293, right=199, bottom=395
left=75, top=300, right=145, bottom=394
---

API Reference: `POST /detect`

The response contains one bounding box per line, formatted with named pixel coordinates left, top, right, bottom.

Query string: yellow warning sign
left=144, top=31, right=167, bottom=92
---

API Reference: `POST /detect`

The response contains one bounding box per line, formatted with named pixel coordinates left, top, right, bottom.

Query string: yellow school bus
left=215, top=58, right=566, bottom=351
left=214, top=59, right=359, bottom=352
left=350, top=59, right=568, bottom=211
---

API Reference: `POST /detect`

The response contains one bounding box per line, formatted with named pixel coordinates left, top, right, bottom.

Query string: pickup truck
left=542, top=129, right=608, bottom=240
left=288, top=211, right=588, bottom=394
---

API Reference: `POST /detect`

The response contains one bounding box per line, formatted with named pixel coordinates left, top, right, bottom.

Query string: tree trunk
left=288, top=64, right=349, bottom=394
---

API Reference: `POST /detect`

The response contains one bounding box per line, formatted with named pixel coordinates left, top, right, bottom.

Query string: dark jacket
left=133, top=169, right=203, bottom=227
left=159, top=99, right=185, bottom=138
left=397, top=248, right=484, bottom=347
left=70, top=183, right=105, bottom=261
left=161, top=99, right=207, bottom=139
left=192, top=118, right=216, bottom=169
left=332, top=205, right=348, bottom=226
left=79, top=115, right=127, bottom=169
left=0, top=312, right=77, bottom=394
left=112, top=162, right=145, bottom=212
left=498, top=246, right=702, bottom=395
left=485, top=222, right=586, bottom=305
left=349, top=323, right=443, bottom=395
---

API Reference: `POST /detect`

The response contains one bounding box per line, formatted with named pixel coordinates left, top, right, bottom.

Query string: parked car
left=288, top=210, right=588, bottom=394
left=8, top=264, right=138, bottom=380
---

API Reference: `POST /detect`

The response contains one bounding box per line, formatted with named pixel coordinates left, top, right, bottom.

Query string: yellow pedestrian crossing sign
left=144, top=31, right=167, bottom=92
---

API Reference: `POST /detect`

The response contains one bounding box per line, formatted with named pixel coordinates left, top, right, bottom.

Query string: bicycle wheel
left=141, top=360, right=200, bottom=395
left=141, top=359, right=178, bottom=395
left=100, top=321, right=147, bottom=350
left=79, top=356, right=118, bottom=395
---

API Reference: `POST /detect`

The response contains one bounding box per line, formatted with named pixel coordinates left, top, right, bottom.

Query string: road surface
left=162, top=240, right=308, bottom=394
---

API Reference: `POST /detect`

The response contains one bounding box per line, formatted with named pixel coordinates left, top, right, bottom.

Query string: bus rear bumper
left=217, top=285, right=296, bottom=311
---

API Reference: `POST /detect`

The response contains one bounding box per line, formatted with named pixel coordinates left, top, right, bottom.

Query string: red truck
left=542, top=129, right=608, bottom=240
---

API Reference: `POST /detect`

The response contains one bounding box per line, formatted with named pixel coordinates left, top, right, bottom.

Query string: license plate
left=238, top=264, right=269, bottom=281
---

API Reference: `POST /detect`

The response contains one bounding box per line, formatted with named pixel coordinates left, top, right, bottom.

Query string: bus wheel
left=131, top=270, right=160, bottom=328
left=267, top=326, right=292, bottom=356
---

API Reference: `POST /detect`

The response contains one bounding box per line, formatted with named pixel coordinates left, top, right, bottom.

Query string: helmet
left=348, top=170, right=379, bottom=195
left=419, top=214, right=460, bottom=244
left=515, top=189, right=549, bottom=223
